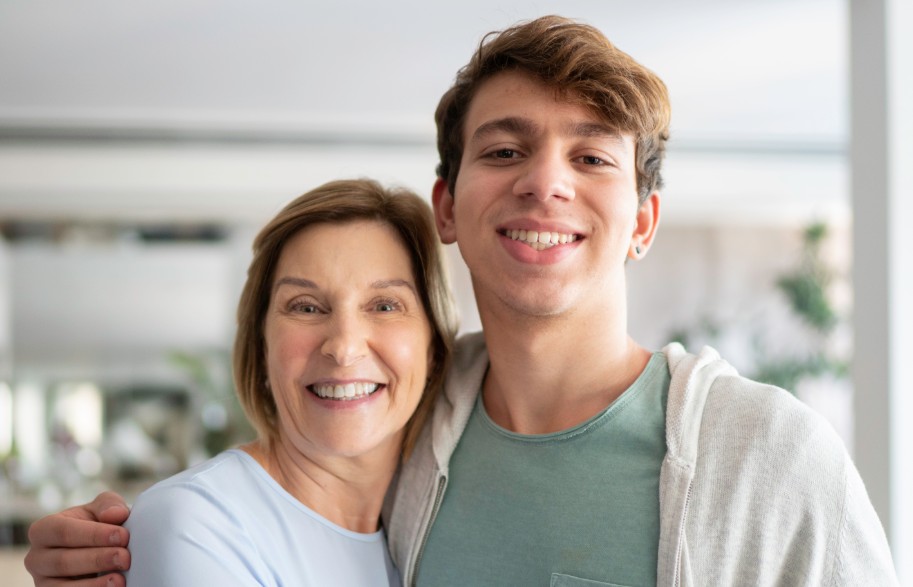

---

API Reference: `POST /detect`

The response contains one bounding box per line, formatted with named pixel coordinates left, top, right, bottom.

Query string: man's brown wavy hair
left=435, top=15, right=671, bottom=204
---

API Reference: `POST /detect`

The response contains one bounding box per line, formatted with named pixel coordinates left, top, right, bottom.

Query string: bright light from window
left=14, top=381, right=47, bottom=485
left=55, top=382, right=103, bottom=448
left=0, top=382, right=12, bottom=457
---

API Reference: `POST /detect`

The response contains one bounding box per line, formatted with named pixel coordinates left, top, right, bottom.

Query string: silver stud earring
left=634, top=245, right=642, bottom=255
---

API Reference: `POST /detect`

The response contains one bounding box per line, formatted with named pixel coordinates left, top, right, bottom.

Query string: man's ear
left=432, top=177, right=458, bottom=244
left=628, top=191, right=661, bottom=260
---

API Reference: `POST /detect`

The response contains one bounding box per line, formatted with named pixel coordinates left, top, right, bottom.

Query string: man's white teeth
left=505, top=229, right=577, bottom=250
left=313, top=382, right=379, bottom=400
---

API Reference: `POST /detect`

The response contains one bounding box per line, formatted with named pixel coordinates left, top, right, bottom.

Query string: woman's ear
left=628, top=191, right=661, bottom=260
left=432, top=178, right=457, bottom=245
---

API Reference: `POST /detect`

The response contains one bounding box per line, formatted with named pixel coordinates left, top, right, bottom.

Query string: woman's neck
left=240, top=435, right=400, bottom=533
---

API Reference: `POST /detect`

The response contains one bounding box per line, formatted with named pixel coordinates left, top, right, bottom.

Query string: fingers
left=24, top=493, right=132, bottom=583
left=30, top=572, right=126, bottom=587
left=86, top=491, right=131, bottom=526
left=27, top=491, right=130, bottom=549
left=24, top=544, right=131, bottom=583
left=28, top=512, right=129, bottom=549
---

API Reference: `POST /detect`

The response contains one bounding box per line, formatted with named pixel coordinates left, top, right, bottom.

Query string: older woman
left=100, top=179, right=456, bottom=586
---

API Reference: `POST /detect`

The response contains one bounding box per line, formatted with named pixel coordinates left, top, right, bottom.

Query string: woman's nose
left=320, top=314, right=368, bottom=366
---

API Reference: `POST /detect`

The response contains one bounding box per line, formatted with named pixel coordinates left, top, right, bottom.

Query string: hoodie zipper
left=673, top=479, right=694, bottom=587
left=409, top=474, right=447, bottom=587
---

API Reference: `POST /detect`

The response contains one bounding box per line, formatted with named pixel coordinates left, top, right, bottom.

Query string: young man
left=25, top=15, right=898, bottom=587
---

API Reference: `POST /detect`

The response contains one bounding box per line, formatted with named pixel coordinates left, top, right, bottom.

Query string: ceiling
left=0, top=0, right=848, bottom=225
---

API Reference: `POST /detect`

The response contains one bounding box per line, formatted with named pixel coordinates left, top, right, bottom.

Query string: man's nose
left=513, top=150, right=576, bottom=202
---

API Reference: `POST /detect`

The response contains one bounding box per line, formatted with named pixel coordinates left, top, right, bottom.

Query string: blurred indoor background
left=1, top=1, right=910, bottom=584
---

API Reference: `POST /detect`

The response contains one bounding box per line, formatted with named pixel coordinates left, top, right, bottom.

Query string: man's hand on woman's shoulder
left=24, top=491, right=131, bottom=587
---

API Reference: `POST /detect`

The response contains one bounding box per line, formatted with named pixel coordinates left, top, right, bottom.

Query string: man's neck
left=477, top=301, right=651, bottom=435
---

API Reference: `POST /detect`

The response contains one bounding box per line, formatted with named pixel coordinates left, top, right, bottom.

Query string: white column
left=0, top=238, right=10, bottom=382
left=850, top=0, right=912, bottom=580
left=0, top=239, right=10, bottom=460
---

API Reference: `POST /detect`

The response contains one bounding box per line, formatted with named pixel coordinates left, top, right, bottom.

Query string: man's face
left=433, top=70, right=654, bottom=320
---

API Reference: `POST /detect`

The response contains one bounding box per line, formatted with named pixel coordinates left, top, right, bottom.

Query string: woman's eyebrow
left=371, top=279, right=418, bottom=296
left=273, top=276, right=317, bottom=293
left=275, top=277, right=418, bottom=295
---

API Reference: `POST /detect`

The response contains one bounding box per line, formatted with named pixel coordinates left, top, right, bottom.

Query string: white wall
left=9, top=239, right=237, bottom=383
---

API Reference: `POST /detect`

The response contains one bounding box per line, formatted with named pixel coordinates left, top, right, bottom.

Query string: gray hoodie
left=386, top=332, right=898, bottom=586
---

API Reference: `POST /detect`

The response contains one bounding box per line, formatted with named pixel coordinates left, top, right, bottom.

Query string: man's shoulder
left=442, top=332, right=489, bottom=400
left=697, top=366, right=850, bottom=487
left=663, top=342, right=846, bottom=463
left=453, top=331, right=488, bottom=367
left=706, top=370, right=837, bottom=443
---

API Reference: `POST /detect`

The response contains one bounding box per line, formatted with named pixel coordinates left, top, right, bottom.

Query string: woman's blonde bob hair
left=233, top=178, right=457, bottom=459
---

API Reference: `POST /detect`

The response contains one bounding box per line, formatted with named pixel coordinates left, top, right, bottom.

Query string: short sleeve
left=125, top=482, right=270, bottom=587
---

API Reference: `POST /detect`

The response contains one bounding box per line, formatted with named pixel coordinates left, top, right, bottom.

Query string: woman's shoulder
left=123, top=451, right=271, bottom=586
left=128, top=450, right=257, bottom=526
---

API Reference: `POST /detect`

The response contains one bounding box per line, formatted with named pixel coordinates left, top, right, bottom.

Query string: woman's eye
left=291, top=302, right=320, bottom=314
left=374, top=299, right=401, bottom=312
left=581, top=155, right=605, bottom=165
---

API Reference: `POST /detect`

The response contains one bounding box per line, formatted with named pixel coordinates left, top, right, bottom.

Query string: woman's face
left=263, top=219, right=433, bottom=460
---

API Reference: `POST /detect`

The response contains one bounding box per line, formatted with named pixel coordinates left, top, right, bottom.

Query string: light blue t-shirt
left=125, top=449, right=400, bottom=587
left=417, top=352, right=670, bottom=587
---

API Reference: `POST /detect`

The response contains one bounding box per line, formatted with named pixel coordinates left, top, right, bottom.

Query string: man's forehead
left=463, top=71, right=632, bottom=145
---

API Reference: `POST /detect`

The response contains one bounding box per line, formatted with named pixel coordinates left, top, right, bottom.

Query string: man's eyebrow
left=470, top=117, right=538, bottom=143
left=470, top=117, right=625, bottom=146
left=567, top=121, right=626, bottom=143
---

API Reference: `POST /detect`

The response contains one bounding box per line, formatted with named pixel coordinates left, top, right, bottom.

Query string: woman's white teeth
left=506, top=229, right=577, bottom=250
left=313, top=382, right=379, bottom=400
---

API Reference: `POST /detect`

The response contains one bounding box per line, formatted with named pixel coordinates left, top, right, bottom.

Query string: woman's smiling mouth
left=310, top=382, right=382, bottom=400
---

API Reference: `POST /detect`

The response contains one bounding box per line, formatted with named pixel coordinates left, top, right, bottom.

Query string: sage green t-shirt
left=416, top=353, right=670, bottom=587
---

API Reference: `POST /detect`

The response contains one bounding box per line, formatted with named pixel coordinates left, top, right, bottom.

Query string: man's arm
left=830, top=455, right=899, bottom=585
left=24, top=491, right=131, bottom=587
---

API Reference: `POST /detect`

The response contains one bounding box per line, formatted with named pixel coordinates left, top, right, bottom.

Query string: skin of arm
left=25, top=491, right=131, bottom=587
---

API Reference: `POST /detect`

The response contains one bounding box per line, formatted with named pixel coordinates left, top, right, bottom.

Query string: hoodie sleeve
left=661, top=343, right=899, bottom=585
left=828, top=452, right=899, bottom=585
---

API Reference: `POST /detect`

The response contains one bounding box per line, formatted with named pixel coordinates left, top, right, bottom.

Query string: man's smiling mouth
left=502, top=229, right=579, bottom=250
